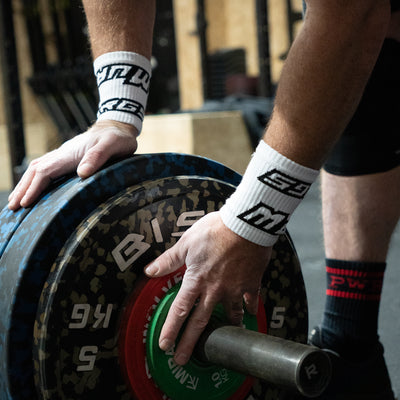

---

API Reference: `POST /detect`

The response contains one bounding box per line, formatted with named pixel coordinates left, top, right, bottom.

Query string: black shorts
left=392, top=0, right=400, bottom=12
left=323, top=38, right=400, bottom=176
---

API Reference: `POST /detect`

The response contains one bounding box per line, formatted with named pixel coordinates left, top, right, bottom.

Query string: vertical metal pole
left=0, top=0, right=27, bottom=187
left=196, top=0, right=210, bottom=101
left=256, top=0, right=273, bottom=97
left=286, top=0, right=303, bottom=46
left=286, top=0, right=295, bottom=44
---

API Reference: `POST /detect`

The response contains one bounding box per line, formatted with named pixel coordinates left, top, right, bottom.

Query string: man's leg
left=322, top=169, right=400, bottom=263
left=312, top=168, right=400, bottom=399
left=321, top=168, right=400, bottom=355
left=311, top=12, right=400, bottom=398
left=318, top=7, right=400, bottom=355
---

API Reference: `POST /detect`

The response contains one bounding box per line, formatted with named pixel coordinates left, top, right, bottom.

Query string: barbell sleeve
left=198, top=325, right=332, bottom=398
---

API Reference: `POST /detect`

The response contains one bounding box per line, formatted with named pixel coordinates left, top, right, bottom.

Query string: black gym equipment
left=0, top=0, right=27, bottom=186
left=0, top=153, right=331, bottom=400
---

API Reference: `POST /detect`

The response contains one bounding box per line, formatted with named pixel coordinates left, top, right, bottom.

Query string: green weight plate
left=34, top=175, right=308, bottom=400
left=145, top=284, right=259, bottom=400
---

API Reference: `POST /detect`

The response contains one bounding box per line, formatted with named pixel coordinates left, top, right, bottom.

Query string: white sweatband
left=93, top=51, right=152, bottom=133
left=220, top=141, right=319, bottom=246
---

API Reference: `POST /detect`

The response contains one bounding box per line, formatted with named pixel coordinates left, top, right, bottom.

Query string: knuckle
left=164, top=250, right=176, bottom=270
left=28, top=158, right=41, bottom=171
left=171, top=301, right=191, bottom=319
left=33, top=163, right=52, bottom=177
left=190, top=315, right=209, bottom=330
left=161, top=247, right=184, bottom=273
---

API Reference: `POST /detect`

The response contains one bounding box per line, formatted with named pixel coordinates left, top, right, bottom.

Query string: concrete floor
left=1, top=181, right=399, bottom=395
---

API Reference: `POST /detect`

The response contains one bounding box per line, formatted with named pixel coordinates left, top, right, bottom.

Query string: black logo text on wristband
left=258, top=169, right=311, bottom=199
left=98, top=98, right=144, bottom=120
left=238, top=202, right=289, bottom=235
left=96, top=63, right=150, bottom=93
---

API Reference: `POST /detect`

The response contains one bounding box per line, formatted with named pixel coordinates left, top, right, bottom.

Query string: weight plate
left=33, top=174, right=307, bottom=400
left=144, top=283, right=262, bottom=400
left=0, top=206, right=30, bottom=259
left=0, top=154, right=242, bottom=400
left=0, top=175, right=73, bottom=261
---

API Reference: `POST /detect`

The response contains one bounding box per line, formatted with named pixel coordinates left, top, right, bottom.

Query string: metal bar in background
left=286, top=0, right=302, bottom=44
left=196, top=0, right=210, bottom=101
left=61, top=0, right=97, bottom=127
left=48, top=0, right=68, bottom=65
left=0, top=0, right=27, bottom=187
left=256, top=0, right=273, bottom=98
left=22, top=0, right=77, bottom=140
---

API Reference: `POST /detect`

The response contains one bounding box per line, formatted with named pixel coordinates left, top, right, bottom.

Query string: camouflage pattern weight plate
left=0, top=153, right=308, bottom=400
left=34, top=175, right=308, bottom=399
left=0, top=153, right=241, bottom=400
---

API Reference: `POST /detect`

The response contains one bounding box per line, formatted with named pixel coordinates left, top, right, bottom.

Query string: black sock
left=321, top=258, right=386, bottom=360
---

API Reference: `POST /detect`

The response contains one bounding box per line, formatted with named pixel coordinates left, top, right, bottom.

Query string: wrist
left=94, top=120, right=139, bottom=137
left=93, top=51, right=152, bottom=134
left=220, top=141, right=319, bottom=246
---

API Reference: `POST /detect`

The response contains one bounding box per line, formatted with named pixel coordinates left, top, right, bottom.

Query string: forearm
left=221, top=1, right=391, bottom=247
left=82, top=0, right=156, bottom=132
left=82, top=0, right=156, bottom=59
left=264, top=0, right=391, bottom=169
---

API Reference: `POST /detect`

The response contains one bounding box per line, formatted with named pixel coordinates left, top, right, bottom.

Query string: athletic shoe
left=307, top=326, right=395, bottom=399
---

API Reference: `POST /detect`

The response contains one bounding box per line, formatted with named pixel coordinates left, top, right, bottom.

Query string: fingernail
left=145, top=262, right=159, bottom=276
left=159, top=338, right=174, bottom=351
left=174, top=352, right=189, bottom=365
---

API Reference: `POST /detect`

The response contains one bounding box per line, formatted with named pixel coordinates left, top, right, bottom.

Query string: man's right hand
left=7, top=120, right=139, bottom=210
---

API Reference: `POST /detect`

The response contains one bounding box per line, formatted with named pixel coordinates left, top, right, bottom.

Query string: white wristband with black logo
left=220, top=141, right=319, bottom=246
left=93, top=51, right=152, bottom=133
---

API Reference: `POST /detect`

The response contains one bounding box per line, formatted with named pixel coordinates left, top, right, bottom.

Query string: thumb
left=77, top=145, right=110, bottom=178
left=145, top=244, right=185, bottom=278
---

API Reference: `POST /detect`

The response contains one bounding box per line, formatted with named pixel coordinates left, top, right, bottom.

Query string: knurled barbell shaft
left=198, top=325, right=332, bottom=398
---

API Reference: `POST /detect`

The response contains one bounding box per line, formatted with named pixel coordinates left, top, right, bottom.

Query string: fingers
left=157, top=281, right=198, bottom=353
left=223, top=297, right=245, bottom=325
left=160, top=280, right=217, bottom=365
left=76, top=133, right=131, bottom=178
left=8, top=166, right=36, bottom=210
left=143, top=213, right=271, bottom=366
left=8, top=154, right=75, bottom=210
left=76, top=121, right=138, bottom=179
left=243, top=289, right=260, bottom=315
left=7, top=122, right=139, bottom=211
left=77, top=146, right=111, bottom=178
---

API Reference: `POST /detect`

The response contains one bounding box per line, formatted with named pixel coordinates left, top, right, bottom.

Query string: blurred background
left=0, top=0, right=398, bottom=394
left=0, top=0, right=303, bottom=190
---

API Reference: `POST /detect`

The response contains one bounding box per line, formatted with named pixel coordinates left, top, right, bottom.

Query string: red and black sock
left=320, top=258, right=386, bottom=360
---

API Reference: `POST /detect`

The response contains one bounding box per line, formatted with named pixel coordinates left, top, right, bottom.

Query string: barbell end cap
left=296, top=347, right=332, bottom=398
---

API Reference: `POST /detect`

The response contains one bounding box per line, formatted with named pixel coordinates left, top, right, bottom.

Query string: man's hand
left=145, top=211, right=272, bottom=366
left=8, top=120, right=138, bottom=210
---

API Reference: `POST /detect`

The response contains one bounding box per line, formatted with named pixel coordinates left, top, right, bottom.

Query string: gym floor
left=1, top=182, right=399, bottom=395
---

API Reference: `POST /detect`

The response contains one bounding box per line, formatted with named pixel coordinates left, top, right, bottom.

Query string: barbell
left=0, top=153, right=330, bottom=400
